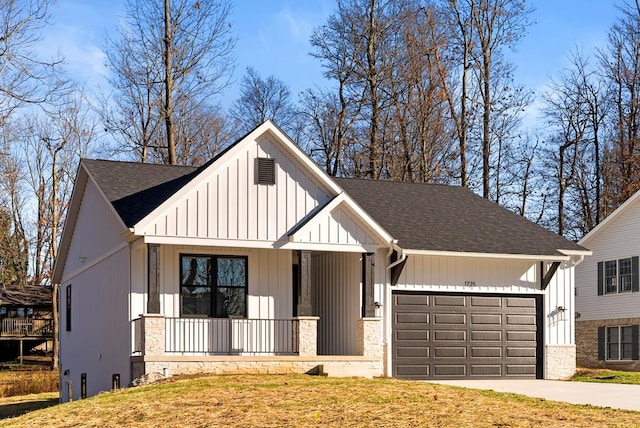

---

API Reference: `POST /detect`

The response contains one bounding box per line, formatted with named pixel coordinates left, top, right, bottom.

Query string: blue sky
left=42, top=0, right=621, bottom=123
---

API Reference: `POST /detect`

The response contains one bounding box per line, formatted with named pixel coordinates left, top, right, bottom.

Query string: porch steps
left=318, top=364, right=376, bottom=379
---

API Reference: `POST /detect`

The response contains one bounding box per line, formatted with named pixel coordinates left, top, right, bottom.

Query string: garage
left=392, top=291, right=543, bottom=379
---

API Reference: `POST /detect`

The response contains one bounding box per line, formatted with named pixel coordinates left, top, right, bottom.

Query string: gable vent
left=256, top=157, right=276, bottom=185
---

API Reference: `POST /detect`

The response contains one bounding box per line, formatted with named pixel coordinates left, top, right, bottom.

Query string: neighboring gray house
left=53, top=121, right=590, bottom=402
left=576, top=191, right=640, bottom=370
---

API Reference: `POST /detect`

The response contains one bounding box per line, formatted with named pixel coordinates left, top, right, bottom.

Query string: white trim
left=280, top=241, right=379, bottom=253
left=141, top=235, right=380, bottom=253
left=142, top=235, right=279, bottom=248
left=58, top=242, right=129, bottom=283
left=401, top=248, right=571, bottom=261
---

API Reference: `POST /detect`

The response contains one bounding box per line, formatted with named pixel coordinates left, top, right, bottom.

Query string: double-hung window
left=598, top=256, right=639, bottom=295
left=180, top=255, right=247, bottom=317
left=606, top=326, right=634, bottom=360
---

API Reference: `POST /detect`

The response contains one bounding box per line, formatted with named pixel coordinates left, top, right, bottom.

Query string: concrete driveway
left=428, top=379, right=640, bottom=412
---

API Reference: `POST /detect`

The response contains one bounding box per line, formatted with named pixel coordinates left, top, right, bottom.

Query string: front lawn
left=1, top=374, right=639, bottom=427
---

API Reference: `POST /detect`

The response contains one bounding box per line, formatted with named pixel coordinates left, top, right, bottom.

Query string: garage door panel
left=506, top=347, right=536, bottom=358
left=396, top=346, right=429, bottom=358
left=507, top=331, right=536, bottom=342
left=506, top=365, right=537, bottom=376
left=433, top=295, right=466, bottom=307
left=471, top=347, right=502, bottom=358
left=471, top=330, right=502, bottom=341
left=396, top=330, right=428, bottom=341
left=433, top=365, right=466, bottom=377
left=433, top=330, right=466, bottom=341
left=470, top=296, right=502, bottom=308
left=507, top=314, right=536, bottom=325
left=506, top=297, right=536, bottom=308
left=433, top=313, right=466, bottom=325
left=393, top=292, right=541, bottom=380
left=470, top=365, right=502, bottom=376
left=470, top=314, right=502, bottom=325
left=395, top=313, right=429, bottom=324
left=433, top=346, right=467, bottom=358
left=395, top=294, right=429, bottom=306
left=396, top=365, right=430, bottom=377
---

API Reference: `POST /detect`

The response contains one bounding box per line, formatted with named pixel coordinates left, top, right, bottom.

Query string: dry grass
left=0, top=369, right=58, bottom=398
left=2, top=374, right=640, bottom=427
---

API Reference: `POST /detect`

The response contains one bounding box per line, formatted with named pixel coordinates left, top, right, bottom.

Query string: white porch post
left=140, top=314, right=166, bottom=355
left=357, top=318, right=382, bottom=357
left=294, top=316, right=319, bottom=356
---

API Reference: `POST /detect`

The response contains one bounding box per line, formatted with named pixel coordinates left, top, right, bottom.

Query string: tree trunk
left=164, top=0, right=176, bottom=165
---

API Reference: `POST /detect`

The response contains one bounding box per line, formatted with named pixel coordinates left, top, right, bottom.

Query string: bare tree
left=104, top=0, right=236, bottom=165
left=230, top=67, right=298, bottom=136
left=0, top=0, right=68, bottom=119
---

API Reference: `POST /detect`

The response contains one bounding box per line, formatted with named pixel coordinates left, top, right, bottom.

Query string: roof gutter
left=386, top=240, right=406, bottom=271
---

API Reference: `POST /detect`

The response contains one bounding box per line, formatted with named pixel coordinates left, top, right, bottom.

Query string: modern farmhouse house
left=576, top=190, right=640, bottom=370
left=53, top=121, right=590, bottom=401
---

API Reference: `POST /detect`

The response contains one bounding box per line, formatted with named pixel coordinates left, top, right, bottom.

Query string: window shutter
left=597, top=262, right=604, bottom=295
left=633, top=325, right=639, bottom=361
left=597, top=326, right=605, bottom=360
left=633, top=256, right=639, bottom=292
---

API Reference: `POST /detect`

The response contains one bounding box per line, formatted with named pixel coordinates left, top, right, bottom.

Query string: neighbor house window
left=604, top=260, right=617, bottom=293
left=598, top=257, right=639, bottom=295
left=180, top=255, right=247, bottom=317
left=607, top=326, right=633, bottom=360
left=598, top=325, right=639, bottom=361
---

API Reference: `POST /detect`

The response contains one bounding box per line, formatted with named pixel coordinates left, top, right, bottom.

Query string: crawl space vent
left=256, top=157, right=276, bottom=185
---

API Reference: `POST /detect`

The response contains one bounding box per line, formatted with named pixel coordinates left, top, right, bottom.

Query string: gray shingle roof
left=81, top=158, right=585, bottom=256
left=335, top=178, right=586, bottom=256
left=82, top=159, right=199, bottom=227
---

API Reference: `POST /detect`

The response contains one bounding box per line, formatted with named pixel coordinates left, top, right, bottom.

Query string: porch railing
left=164, top=317, right=299, bottom=355
left=0, top=318, right=53, bottom=337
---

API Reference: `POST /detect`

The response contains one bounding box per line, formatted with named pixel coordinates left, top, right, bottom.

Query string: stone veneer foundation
left=576, top=318, right=640, bottom=371
left=544, top=345, right=576, bottom=379
left=131, top=355, right=384, bottom=382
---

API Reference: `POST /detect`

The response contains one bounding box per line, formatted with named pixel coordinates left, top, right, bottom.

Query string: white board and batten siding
left=59, top=177, right=131, bottom=401
left=289, top=202, right=382, bottom=251
left=313, top=252, right=362, bottom=355
left=390, top=254, right=575, bottom=346
left=137, top=133, right=334, bottom=245
left=576, top=199, right=640, bottom=321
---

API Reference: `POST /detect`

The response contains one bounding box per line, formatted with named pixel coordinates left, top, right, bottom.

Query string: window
left=180, top=255, right=247, bottom=317
left=619, top=258, right=633, bottom=292
left=604, top=260, right=617, bottom=293
left=66, top=285, right=72, bottom=332
left=598, top=257, right=639, bottom=295
left=607, top=326, right=634, bottom=360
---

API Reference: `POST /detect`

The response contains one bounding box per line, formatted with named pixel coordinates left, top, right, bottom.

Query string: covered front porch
left=130, top=244, right=387, bottom=380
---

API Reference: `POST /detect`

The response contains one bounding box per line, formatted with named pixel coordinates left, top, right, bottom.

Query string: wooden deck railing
left=0, top=318, right=53, bottom=337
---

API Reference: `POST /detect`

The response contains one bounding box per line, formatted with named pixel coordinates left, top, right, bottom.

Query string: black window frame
left=179, top=254, right=248, bottom=318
